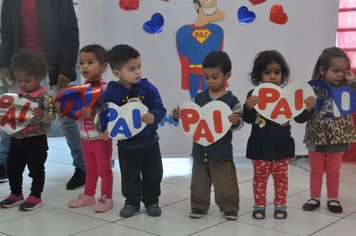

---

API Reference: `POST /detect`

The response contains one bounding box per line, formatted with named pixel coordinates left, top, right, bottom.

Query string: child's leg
left=7, top=138, right=26, bottom=196
left=141, top=142, right=163, bottom=207
left=81, top=140, right=98, bottom=197
left=252, top=160, right=270, bottom=207
left=26, top=135, right=48, bottom=198
left=324, top=152, right=344, bottom=199
left=210, top=160, right=239, bottom=212
left=270, top=159, right=289, bottom=206
left=95, top=139, right=113, bottom=198
left=190, top=158, right=212, bottom=213
left=308, top=150, right=326, bottom=199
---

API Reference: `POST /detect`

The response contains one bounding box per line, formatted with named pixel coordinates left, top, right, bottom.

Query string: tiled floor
left=1, top=137, right=356, bottom=236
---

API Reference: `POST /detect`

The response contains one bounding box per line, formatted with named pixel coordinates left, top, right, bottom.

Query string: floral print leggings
left=252, top=159, right=290, bottom=207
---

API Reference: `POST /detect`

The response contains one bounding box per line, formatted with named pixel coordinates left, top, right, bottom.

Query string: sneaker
left=224, top=211, right=238, bottom=220
left=146, top=204, right=162, bottom=217
left=68, top=193, right=96, bottom=208
left=190, top=208, right=205, bottom=218
left=327, top=200, right=343, bottom=213
left=0, top=194, right=24, bottom=208
left=0, top=165, right=7, bottom=180
left=66, top=169, right=86, bottom=190
left=19, top=196, right=43, bottom=211
left=303, top=198, right=320, bottom=211
left=120, top=204, right=140, bottom=217
left=95, top=195, right=113, bottom=213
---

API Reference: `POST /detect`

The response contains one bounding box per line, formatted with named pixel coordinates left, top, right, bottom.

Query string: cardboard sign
left=179, top=100, right=232, bottom=146
left=252, top=82, right=315, bottom=124
left=95, top=102, right=148, bottom=140
left=55, top=83, right=101, bottom=120
left=0, top=93, right=38, bottom=134
left=309, top=79, right=356, bottom=117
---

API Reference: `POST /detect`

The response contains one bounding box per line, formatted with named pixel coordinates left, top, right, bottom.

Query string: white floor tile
left=312, top=218, right=356, bottom=236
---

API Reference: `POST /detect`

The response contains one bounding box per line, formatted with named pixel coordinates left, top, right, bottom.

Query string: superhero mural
left=176, top=0, right=225, bottom=98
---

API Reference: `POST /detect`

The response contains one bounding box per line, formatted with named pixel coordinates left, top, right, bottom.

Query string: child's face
left=203, top=67, right=230, bottom=93
left=79, top=52, right=106, bottom=82
left=113, top=57, right=142, bottom=88
left=320, top=58, right=349, bottom=87
left=14, top=71, right=41, bottom=93
left=261, top=62, right=282, bottom=85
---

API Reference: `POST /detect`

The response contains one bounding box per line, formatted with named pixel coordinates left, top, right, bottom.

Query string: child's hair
left=249, top=50, right=290, bottom=86
left=80, top=44, right=107, bottom=64
left=106, top=44, right=140, bottom=70
left=11, top=49, right=47, bottom=78
left=311, top=47, right=351, bottom=80
left=202, top=51, right=231, bottom=74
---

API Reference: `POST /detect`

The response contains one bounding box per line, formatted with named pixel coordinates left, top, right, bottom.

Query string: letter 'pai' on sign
left=178, top=100, right=233, bottom=146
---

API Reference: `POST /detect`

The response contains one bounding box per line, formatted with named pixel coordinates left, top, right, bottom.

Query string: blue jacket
left=101, top=78, right=166, bottom=149
left=191, top=90, right=243, bottom=161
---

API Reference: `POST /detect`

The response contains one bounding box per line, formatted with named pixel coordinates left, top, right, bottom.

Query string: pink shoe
left=68, top=193, right=95, bottom=208
left=95, top=195, right=113, bottom=212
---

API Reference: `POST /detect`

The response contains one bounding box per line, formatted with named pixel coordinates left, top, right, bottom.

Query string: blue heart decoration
left=237, top=6, right=256, bottom=24
left=143, top=13, right=164, bottom=34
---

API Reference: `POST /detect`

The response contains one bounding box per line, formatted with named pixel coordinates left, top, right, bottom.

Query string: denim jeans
left=0, top=86, right=10, bottom=167
left=45, top=80, right=85, bottom=171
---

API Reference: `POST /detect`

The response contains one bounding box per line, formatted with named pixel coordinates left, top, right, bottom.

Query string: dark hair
left=11, top=49, right=48, bottom=78
left=106, top=44, right=140, bottom=70
left=311, top=47, right=351, bottom=80
left=80, top=44, right=107, bottom=64
left=193, top=0, right=202, bottom=8
left=202, top=51, right=232, bottom=74
left=249, top=50, right=290, bottom=86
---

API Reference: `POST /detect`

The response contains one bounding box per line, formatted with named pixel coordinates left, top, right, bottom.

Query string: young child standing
left=172, top=51, right=243, bottom=220
left=102, top=44, right=166, bottom=217
left=67, top=44, right=113, bottom=212
left=243, top=50, right=315, bottom=219
left=302, top=47, right=356, bottom=214
left=0, top=50, right=55, bottom=211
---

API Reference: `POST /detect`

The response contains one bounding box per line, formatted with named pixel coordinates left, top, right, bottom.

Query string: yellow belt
left=189, top=64, right=203, bottom=68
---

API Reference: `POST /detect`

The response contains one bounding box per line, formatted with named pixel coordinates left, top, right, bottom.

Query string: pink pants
left=81, top=139, right=113, bottom=198
left=252, top=159, right=289, bottom=207
left=308, top=150, right=344, bottom=199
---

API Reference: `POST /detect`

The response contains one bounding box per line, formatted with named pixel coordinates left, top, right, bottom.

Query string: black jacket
left=243, top=89, right=312, bottom=161
left=0, top=0, right=79, bottom=85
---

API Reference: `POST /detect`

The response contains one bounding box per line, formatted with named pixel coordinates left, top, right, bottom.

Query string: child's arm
left=35, top=94, right=56, bottom=124
left=146, top=86, right=167, bottom=126
left=229, top=102, right=243, bottom=131
left=172, top=106, right=181, bottom=122
left=294, top=96, right=316, bottom=123
left=243, top=92, right=259, bottom=124
left=345, top=70, right=356, bottom=88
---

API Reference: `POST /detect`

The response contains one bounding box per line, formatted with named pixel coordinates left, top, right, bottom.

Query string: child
left=102, top=44, right=166, bottom=217
left=302, top=47, right=356, bottom=214
left=67, top=44, right=113, bottom=212
left=243, top=50, right=315, bottom=219
left=0, top=50, right=55, bottom=211
left=172, top=51, right=243, bottom=220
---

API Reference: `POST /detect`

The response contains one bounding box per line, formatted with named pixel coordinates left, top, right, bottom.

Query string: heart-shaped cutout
left=249, top=0, right=266, bottom=5
left=0, top=93, right=38, bottom=134
left=270, top=4, right=288, bottom=25
left=55, top=83, right=102, bottom=120
left=252, top=82, right=315, bottom=124
left=95, top=102, right=148, bottom=140
left=119, top=0, right=140, bottom=11
left=238, top=6, right=256, bottom=25
left=179, top=101, right=232, bottom=146
left=143, top=13, right=164, bottom=34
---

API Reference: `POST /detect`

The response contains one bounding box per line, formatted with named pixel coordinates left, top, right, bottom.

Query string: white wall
left=77, top=0, right=340, bottom=157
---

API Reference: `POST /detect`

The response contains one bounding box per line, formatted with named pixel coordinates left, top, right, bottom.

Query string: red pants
left=308, top=150, right=344, bottom=199
left=252, top=159, right=289, bottom=207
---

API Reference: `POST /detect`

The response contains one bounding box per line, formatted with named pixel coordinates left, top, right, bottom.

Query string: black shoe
left=224, top=211, right=238, bottom=220
left=66, top=169, right=85, bottom=190
left=146, top=204, right=162, bottom=217
left=303, top=198, right=320, bottom=211
left=327, top=200, right=343, bottom=213
left=0, top=165, right=7, bottom=180
left=120, top=204, right=140, bottom=217
left=190, top=208, right=205, bottom=218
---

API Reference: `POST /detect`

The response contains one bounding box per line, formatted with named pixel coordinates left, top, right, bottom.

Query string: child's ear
left=112, top=69, right=120, bottom=78
left=225, top=72, right=232, bottom=80
left=319, top=66, right=325, bottom=76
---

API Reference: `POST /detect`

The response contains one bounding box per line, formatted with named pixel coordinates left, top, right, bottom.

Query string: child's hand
left=99, top=131, right=109, bottom=141
left=228, top=113, right=241, bottom=125
left=32, top=107, right=44, bottom=120
left=245, top=96, right=259, bottom=110
left=345, top=70, right=356, bottom=83
left=142, top=112, right=155, bottom=124
left=304, top=96, right=316, bottom=111
left=54, top=101, right=62, bottom=115
left=172, top=106, right=181, bottom=120
left=82, top=107, right=96, bottom=118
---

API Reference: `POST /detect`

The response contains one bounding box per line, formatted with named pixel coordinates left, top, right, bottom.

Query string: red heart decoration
left=249, top=0, right=266, bottom=5
left=55, top=83, right=102, bottom=120
left=119, top=0, right=140, bottom=11
left=270, top=4, right=288, bottom=25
